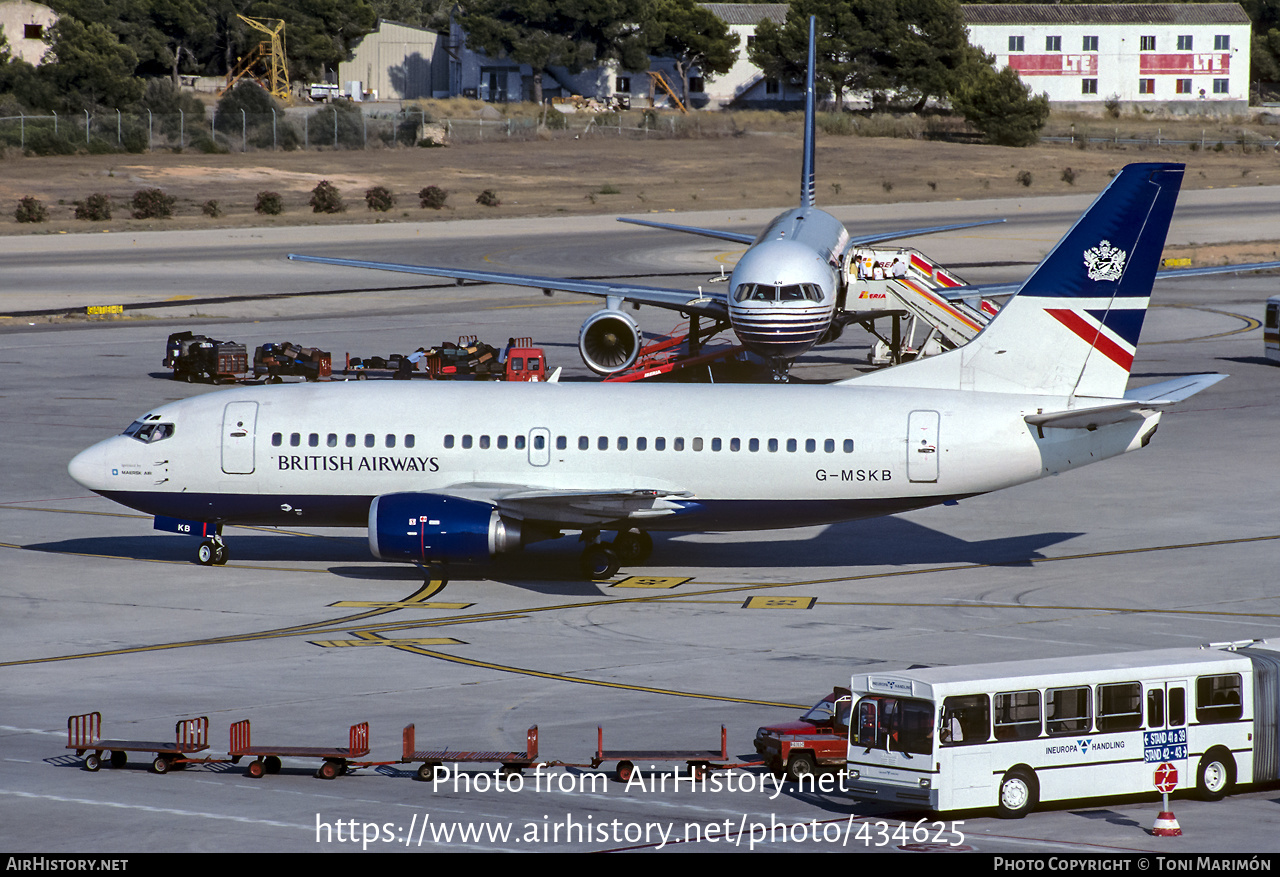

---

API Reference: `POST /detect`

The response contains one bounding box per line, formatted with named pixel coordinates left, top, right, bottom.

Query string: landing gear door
left=222, top=402, right=258, bottom=475
left=907, top=409, right=939, bottom=483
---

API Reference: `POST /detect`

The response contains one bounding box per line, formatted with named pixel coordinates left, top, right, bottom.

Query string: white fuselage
left=727, top=207, right=849, bottom=361
left=68, top=380, right=1157, bottom=533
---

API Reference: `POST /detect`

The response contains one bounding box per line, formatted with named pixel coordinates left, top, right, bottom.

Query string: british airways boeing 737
left=69, top=162, right=1224, bottom=580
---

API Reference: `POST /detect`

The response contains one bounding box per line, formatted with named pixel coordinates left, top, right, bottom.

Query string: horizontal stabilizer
left=1026, top=373, right=1226, bottom=430
left=850, top=219, right=1006, bottom=247
left=616, top=217, right=756, bottom=245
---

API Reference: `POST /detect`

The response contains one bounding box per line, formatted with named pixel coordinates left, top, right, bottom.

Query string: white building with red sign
left=962, top=4, right=1251, bottom=112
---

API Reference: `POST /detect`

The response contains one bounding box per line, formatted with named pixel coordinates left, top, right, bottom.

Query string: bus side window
left=941, top=694, right=990, bottom=745
left=1047, top=686, right=1091, bottom=735
left=856, top=699, right=879, bottom=748
left=1169, top=687, right=1186, bottom=727
left=1196, top=674, right=1243, bottom=724
left=995, top=690, right=1041, bottom=741
left=1096, top=682, right=1142, bottom=732
left=1147, top=688, right=1165, bottom=728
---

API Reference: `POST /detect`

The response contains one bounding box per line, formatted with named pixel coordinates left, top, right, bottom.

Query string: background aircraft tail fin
left=848, top=163, right=1184, bottom=399
left=801, top=16, right=816, bottom=209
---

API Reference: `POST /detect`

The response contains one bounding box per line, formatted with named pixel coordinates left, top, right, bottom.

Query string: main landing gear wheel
left=581, top=544, right=621, bottom=580
left=613, top=530, right=653, bottom=565
left=197, top=540, right=229, bottom=566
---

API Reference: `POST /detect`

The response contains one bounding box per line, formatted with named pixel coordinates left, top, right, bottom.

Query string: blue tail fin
left=801, top=16, right=816, bottom=208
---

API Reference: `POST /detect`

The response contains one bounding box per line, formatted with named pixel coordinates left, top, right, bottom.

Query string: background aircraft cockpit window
left=124, top=421, right=175, bottom=443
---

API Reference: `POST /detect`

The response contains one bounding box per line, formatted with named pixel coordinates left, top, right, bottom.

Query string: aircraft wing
left=438, top=484, right=696, bottom=526
left=937, top=260, right=1280, bottom=303
left=616, top=217, right=757, bottom=245
left=286, top=254, right=730, bottom=319
left=1025, top=374, right=1226, bottom=431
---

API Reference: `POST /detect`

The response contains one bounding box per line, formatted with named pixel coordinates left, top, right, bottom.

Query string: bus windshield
left=853, top=696, right=934, bottom=756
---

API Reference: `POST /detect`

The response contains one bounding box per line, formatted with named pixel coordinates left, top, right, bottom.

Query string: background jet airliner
left=287, top=18, right=1002, bottom=381
left=71, top=162, right=1223, bottom=582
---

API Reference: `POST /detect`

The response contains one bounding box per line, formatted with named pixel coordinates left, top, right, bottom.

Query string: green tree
left=459, top=0, right=652, bottom=105
left=951, top=62, right=1049, bottom=147
left=40, top=17, right=143, bottom=111
left=642, top=0, right=739, bottom=102
left=240, top=0, right=376, bottom=82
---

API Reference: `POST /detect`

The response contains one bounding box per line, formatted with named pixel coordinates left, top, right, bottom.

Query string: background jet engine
left=369, top=493, right=522, bottom=564
left=578, top=309, right=642, bottom=375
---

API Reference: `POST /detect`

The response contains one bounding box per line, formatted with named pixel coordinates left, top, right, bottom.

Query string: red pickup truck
left=754, top=688, right=851, bottom=780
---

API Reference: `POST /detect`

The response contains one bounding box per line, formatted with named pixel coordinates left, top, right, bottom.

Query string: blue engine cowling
left=368, top=493, right=522, bottom=563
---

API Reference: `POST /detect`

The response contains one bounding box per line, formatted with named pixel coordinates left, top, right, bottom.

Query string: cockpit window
left=733, top=283, right=824, bottom=303
left=123, top=420, right=175, bottom=443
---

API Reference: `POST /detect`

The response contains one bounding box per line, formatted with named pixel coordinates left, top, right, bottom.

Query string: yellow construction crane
left=224, top=15, right=290, bottom=101
left=646, top=71, right=688, bottom=114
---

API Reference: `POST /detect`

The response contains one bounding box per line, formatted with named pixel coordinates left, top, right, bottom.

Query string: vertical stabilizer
left=847, top=163, right=1184, bottom=399
left=800, top=16, right=817, bottom=209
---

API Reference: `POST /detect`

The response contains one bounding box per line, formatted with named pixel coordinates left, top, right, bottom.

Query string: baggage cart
left=67, top=711, right=210, bottom=774
left=164, top=332, right=249, bottom=383
left=401, top=724, right=539, bottom=780
left=592, top=725, right=729, bottom=782
left=230, top=719, right=369, bottom=779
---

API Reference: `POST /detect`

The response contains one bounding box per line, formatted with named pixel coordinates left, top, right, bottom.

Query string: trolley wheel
left=1196, top=749, right=1236, bottom=801
left=614, top=760, right=635, bottom=783
left=356, top=372, right=367, bottom=381
left=110, top=750, right=127, bottom=769
left=213, top=543, right=229, bottom=565
left=613, top=530, right=653, bottom=565
left=581, top=544, right=621, bottom=580
left=247, top=760, right=265, bottom=778
left=416, top=762, right=437, bottom=782
left=151, top=755, right=171, bottom=775
left=690, top=762, right=707, bottom=781
left=996, top=766, right=1038, bottom=818
left=84, top=753, right=101, bottom=772
left=786, top=752, right=817, bottom=782
left=501, top=763, right=524, bottom=776
left=264, top=755, right=282, bottom=775
left=197, top=540, right=217, bottom=565
left=317, top=760, right=343, bottom=780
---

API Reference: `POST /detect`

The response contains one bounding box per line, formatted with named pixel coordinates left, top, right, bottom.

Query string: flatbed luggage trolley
left=593, top=725, right=729, bottom=782
left=402, top=724, right=539, bottom=780
left=67, top=711, right=210, bottom=774
left=230, top=719, right=369, bottom=779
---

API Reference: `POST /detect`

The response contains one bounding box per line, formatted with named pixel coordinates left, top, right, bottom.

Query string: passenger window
left=405, top=435, right=415, bottom=449
left=327, top=434, right=337, bottom=448
left=805, top=439, right=815, bottom=453
left=1047, top=686, right=1091, bottom=735
left=309, top=433, right=319, bottom=447
left=617, top=437, right=628, bottom=451
left=692, top=437, right=703, bottom=451
left=364, top=434, right=375, bottom=448
left=497, top=435, right=508, bottom=449
left=461, top=435, right=473, bottom=449
left=825, top=439, right=835, bottom=453
left=995, top=690, right=1041, bottom=741
left=655, top=437, right=666, bottom=451
left=749, top=439, right=759, bottom=452
left=844, top=439, right=854, bottom=453
left=532, top=435, right=545, bottom=450
left=1147, top=689, right=1165, bottom=729
left=673, top=437, right=685, bottom=451
left=941, top=694, right=990, bottom=745
left=444, top=435, right=455, bottom=449
left=1096, top=682, right=1142, bottom=732
left=385, top=434, right=396, bottom=448
left=767, top=439, right=778, bottom=452
left=730, top=438, right=740, bottom=452
left=272, top=433, right=282, bottom=447
left=636, top=437, right=647, bottom=451
left=711, top=438, right=721, bottom=451
left=515, top=435, right=526, bottom=450
left=1196, top=674, right=1243, bottom=724
left=479, top=435, right=490, bottom=449
left=346, top=434, right=356, bottom=448
left=556, top=436, right=566, bottom=450
left=1169, top=687, right=1186, bottom=726
left=579, top=436, right=589, bottom=450
left=786, top=438, right=796, bottom=452
left=290, top=433, right=301, bottom=447
left=598, top=436, right=608, bottom=451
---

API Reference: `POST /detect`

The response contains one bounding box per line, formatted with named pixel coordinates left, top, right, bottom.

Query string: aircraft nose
left=68, top=442, right=108, bottom=491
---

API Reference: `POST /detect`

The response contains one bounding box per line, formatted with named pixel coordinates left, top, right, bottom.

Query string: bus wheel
left=1196, top=749, right=1235, bottom=801
left=997, top=767, right=1038, bottom=818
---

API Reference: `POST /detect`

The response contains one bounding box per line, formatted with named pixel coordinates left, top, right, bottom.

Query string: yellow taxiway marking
left=742, top=596, right=816, bottom=609
left=311, top=636, right=465, bottom=648
left=610, top=576, right=691, bottom=589
left=329, top=601, right=472, bottom=610
left=1150, top=305, right=1261, bottom=343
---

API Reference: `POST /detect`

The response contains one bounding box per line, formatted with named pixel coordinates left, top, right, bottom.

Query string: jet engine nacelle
left=579, top=309, right=642, bottom=375
left=368, top=493, right=521, bottom=564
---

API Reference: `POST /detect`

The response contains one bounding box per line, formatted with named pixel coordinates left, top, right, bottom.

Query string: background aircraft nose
left=68, top=443, right=107, bottom=490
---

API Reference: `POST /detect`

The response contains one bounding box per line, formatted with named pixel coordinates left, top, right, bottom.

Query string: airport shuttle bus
left=844, top=641, right=1280, bottom=817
